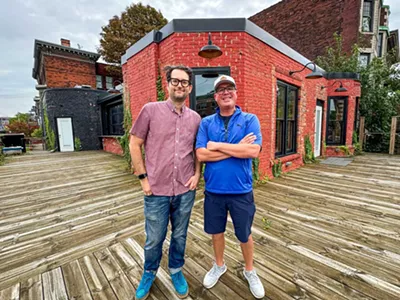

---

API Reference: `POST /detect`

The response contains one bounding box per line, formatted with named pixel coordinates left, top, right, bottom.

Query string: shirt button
left=175, top=153, right=178, bottom=156
left=174, top=166, right=177, bottom=169
left=177, top=128, right=179, bottom=130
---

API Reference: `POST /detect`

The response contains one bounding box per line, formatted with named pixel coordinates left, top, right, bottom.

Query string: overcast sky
left=0, top=0, right=399, bottom=117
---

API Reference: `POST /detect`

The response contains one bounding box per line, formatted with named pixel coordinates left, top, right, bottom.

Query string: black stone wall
left=42, top=88, right=108, bottom=151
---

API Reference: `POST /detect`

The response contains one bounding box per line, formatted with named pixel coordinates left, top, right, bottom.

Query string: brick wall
left=102, top=137, right=123, bottom=156
left=44, top=55, right=96, bottom=88
left=249, top=0, right=361, bottom=61
left=122, top=31, right=361, bottom=176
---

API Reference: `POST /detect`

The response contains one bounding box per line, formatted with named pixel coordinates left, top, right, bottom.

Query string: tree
left=316, top=34, right=400, bottom=152
left=98, top=3, right=167, bottom=71
left=7, top=112, right=38, bottom=137
left=315, top=33, right=359, bottom=72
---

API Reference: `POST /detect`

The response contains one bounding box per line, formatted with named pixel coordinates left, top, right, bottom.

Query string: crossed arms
left=196, top=133, right=261, bottom=162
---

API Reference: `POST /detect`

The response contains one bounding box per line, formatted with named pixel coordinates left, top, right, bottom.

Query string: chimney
left=61, top=38, right=70, bottom=47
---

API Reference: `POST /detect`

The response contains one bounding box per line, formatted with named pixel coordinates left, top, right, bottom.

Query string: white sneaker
left=203, top=262, right=227, bottom=289
left=243, top=269, right=265, bottom=299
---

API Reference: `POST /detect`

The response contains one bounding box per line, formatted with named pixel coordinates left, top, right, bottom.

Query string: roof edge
left=121, top=18, right=322, bottom=72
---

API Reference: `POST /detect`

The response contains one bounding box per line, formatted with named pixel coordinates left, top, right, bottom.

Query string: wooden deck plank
left=41, top=268, right=68, bottom=300
left=61, top=260, right=92, bottom=300
left=0, top=283, right=20, bottom=300
left=78, top=255, right=118, bottom=300
left=108, top=243, right=167, bottom=300
left=93, top=248, right=135, bottom=300
left=20, top=276, right=42, bottom=300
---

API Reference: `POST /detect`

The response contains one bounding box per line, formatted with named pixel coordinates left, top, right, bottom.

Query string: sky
left=0, top=0, right=399, bottom=117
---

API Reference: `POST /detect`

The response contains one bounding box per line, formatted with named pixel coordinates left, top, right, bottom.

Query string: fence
left=359, top=116, right=400, bottom=154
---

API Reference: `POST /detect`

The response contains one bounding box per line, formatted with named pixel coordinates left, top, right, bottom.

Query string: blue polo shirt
left=195, top=106, right=262, bottom=194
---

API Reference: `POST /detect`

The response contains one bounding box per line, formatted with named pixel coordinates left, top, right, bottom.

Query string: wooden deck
left=0, top=151, right=399, bottom=300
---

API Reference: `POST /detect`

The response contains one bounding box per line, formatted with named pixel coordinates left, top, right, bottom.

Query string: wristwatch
left=137, top=173, right=148, bottom=180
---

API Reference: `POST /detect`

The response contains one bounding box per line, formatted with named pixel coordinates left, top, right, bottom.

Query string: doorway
left=56, top=118, right=74, bottom=152
left=314, top=103, right=323, bottom=157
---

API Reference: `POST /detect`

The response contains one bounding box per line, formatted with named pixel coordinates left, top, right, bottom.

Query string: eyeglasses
left=169, top=78, right=191, bottom=87
left=216, top=86, right=236, bottom=94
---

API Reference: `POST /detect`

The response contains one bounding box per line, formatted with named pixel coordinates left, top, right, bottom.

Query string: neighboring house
left=0, top=117, right=9, bottom=133
left=250, top=0, right=399, bottom=67
left=32, top=38, right=123, bottom=152
left=102, top=18, right=361, bottom=176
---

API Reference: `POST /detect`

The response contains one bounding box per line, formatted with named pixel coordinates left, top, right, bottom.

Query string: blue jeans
left=143, top=190, right=195, bottom=273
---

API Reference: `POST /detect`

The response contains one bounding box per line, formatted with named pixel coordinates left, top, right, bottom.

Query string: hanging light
left=289, top=62, right=324, bottom=79
left=198, top=32, right=222, bottom=59
left=321, top=80, right=348, bottom=92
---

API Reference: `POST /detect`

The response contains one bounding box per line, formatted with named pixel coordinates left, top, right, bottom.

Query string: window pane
left=288, top=89, right=296, bottom=120
left=108, top=103, right=124, bottom=135
left=106, top=76, right=113, bottom=89
left=275, top=121, right=283, bottom=153
left=277, top=85, right=285, bottom=119
left=96, top=75, right=102, bottom=89
left=328, top=121, right=343, bottom=144
left=362, top=1, right=372, bottom=32
left=378, top=33, right=383, bottom=57
left=286, top=120, right=295, bottom=152
left=329, top=98, right=345, bottom=121
left=194, top=74, right=218, bottom=118
left=327, top=98, right=346, bottom=145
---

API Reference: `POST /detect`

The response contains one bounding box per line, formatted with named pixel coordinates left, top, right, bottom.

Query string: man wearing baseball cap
left=195, top=75, right=265, bottom=298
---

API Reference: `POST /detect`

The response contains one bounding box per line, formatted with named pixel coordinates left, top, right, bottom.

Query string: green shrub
left=31, top=128, right=43, bottom=138
left=74, top=137, right=82, bottom=151
left=271, top=159, right=282, bottom=178
left=303, top=134, right=316, bottom=163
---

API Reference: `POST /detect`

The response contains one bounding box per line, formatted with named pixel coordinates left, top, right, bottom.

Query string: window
left=362, top=0, right=374, bottom=32
left=359, top=53, right=371, bottom=67
left=106, top=76, right=113, bottom=89
left=190, top=67, right=230, bottom=118
left=327, top=97, right=347, bottom=145
left=377, top=32, right=383, bottom=57
left=275, top=82, right=298, bottom=157
left=96, top=75, right=103, bottom=89
left=103, top=102, right=124, bottom=135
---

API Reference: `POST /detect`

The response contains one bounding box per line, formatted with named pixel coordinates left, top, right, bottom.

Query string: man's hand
left=239, top=132, right=256, bottom=144
left=185, top=173, right=200, bottom=190
left=140, top=178, right=152, bottom=196
left=207, top=141, right=220, bottom=151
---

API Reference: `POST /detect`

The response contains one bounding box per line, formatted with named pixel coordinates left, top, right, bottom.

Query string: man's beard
left=171, top=91, right=187, bottom=102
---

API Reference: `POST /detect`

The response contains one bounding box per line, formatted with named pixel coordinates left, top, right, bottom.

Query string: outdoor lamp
left=321, top=80, right=348, bottom=92
left=289, top=62, right=324, bottom=79
left=198, top=32, right=222, bottom=59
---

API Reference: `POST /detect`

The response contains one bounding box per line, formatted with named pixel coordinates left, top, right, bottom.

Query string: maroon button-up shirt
left=130, top=99, right=201, bottom=196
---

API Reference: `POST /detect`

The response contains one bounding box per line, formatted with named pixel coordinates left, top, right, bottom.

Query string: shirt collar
left=166, top=98, right=186, bottom=114
left=216, top=105, right=241, bottom=117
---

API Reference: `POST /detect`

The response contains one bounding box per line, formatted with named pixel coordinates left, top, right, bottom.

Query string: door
left=314, top=106, right=323, bottom=157
left=57, top=118, right=74, bottom=152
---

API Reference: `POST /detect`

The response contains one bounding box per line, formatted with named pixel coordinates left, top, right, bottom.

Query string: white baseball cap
left=214, top=75, right=236, bottom=91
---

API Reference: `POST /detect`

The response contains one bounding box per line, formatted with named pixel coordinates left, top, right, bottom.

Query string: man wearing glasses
left=130, top=65, right=201, bottom=300
left=196, top=75, right=265, bottom=299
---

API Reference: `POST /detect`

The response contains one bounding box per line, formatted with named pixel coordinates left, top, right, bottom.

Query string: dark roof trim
left=325, top=72, right=360, bottom=81
left=121, top=18, right=322, bottom=72
left=32, top=39, right=101, bottom=79
left=97, top=93, right=123, bottom=105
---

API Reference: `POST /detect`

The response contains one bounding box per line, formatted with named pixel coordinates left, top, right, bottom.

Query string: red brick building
left=103, top=18, right=361, bottom=177
left=250, top=0, right=397, bottom=66
left=32, top=38, right=121, bottom=90
left=32, top=39, right=124, bottom=152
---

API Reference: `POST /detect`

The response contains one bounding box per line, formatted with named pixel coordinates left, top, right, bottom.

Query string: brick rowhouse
left=108, top=19, right=361, bottom=177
